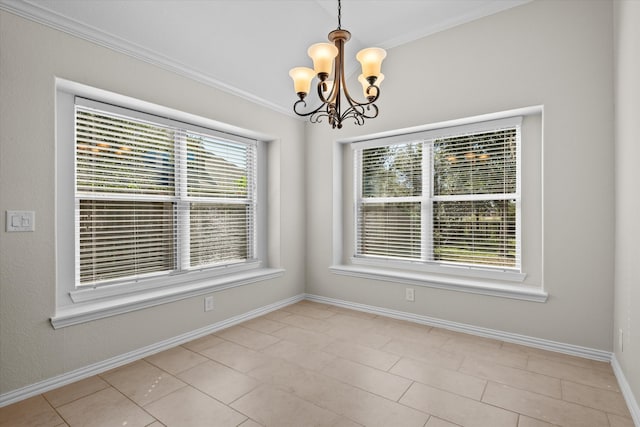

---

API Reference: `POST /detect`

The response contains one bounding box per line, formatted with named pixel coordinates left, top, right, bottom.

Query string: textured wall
left=306, top=0, right=615, bottom=351
left=0, top=11, right=306, bottom=395
left=614, top=0, right=640, bottom=413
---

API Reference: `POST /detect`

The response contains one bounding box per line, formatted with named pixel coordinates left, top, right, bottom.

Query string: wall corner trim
left=611, top=354, right=640, bottom=425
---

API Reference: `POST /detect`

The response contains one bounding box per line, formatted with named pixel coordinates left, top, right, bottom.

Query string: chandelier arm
left=316, top=78, right=337, bottom=106
left=292, top=98, right=331, bottom=119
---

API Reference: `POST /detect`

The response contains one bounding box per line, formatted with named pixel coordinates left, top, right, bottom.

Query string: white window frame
left=353, top=117, right=523, bottom=276
left=53, top=79, right=283, bottom=328
left=331, top=107, right=547, bottom=302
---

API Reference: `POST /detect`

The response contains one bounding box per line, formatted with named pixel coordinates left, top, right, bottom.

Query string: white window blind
left=355, top=118, right=521, bottom=271
left=75, top=101, right=257, bottom=287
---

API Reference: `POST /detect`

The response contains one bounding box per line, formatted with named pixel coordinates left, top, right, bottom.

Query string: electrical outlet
left=405, top=288, right=415, bottom=302
left=204, top=296, right=214, bottom=312
left=619, top=328, right=624, bottom=352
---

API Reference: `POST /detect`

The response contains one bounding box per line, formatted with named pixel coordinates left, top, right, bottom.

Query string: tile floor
left=0, top=301, right=635, bottom=427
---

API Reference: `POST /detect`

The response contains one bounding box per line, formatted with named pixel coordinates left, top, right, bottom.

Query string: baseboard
left=612, top=354, right=640, bottom=426
left=305, top=293, right=612, bottom=362
left=0, top=293, right=305, bottom=408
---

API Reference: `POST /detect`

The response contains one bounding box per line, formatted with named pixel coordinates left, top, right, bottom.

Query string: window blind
left=431, top=128, right=519, bottom=268
left=355, top=118, right=520, bottom=271
left=75, top=104, right=257, bottom=287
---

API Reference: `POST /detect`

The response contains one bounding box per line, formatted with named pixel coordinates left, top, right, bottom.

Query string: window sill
left=51, top=267, right=285, bottom=329
left=329, top=264, right=547, bottom=302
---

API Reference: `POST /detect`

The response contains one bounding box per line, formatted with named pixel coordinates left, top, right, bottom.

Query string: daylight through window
left=75, top=100, right=257, bottom=287
left=354, top=117, right=521, bottom=271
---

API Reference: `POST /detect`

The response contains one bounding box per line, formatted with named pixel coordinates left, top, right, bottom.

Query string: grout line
left=396, top=380, right=415, bottom=403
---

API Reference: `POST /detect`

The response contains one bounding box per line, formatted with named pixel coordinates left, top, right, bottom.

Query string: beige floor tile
left=382, top=338, right=464, bottom=371
left=324, top=313, right=379, bottom=330
left=329, top=417, right=363, bottom=427
left=56, top=387, right=155, bottom=427
left=442, top=339, right=528, bottom=369
left=401, top=382, right=518, bottom=427
left=391, top=357, right=487, bottom=400
left=271, top=325, right=335, bottom=349
left=145, top=346, right=208, bottom=375
left=262, top=309, right=292, bottom=321
left=177, top=360, right=259, bottom=404
left=261, top=339, right=337, bottom=371
left=295, top=300, right=333, bottom=310
left=426, top=417, right=462, bottom=427
left=100, top=360, right=186, bottom=406
left=247, top=357, right=317, bottom=389
left=231, top=384, right=343, bottom=427
left=181, top=334, right=224, bottom=353
left=200, top=340, right=272, bottom=373
left=459, top=357, right=562, bottom=398
left=0, top=395, right=64, bottom=427
left=6, top=301, right=629, bottom=427
left=282, top=303, right=337, bottom=319
left=238, top=419, right=263, bottom=427
left=517, top=415, right=558, bottom=426
left=43, top=375, right=109, bottom=407
left=432, top=328, right=503, bottom=349
left=215, top=325, right=281, bottom=350
left=324, top=305, right=377, bottom=319
left=144, top=386, right=246, bottom=426
left=561, top=380, right=631, bottom=416
left=607, top=413, right=636, bottom=427
left=322, top=339, right=400, bottom=371
left=502, top=342, right=613, bottom=373
left=373, top=319, right=438, bottom=343
left=320, top=357, right=412, bottom=401
left=247, top=358, right=428, bottom=427
left=277, top=313, right=333, bottom=333
left=241, top=316, right=287, bottom=334
left=482, top=382, right=610, bottom=427
left=324, top=324, right=392, bottom=349
left=527, top=357, right=620, bottom=392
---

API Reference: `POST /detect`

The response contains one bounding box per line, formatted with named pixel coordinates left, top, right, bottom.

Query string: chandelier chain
left=337, top=0, right=341, bottom=29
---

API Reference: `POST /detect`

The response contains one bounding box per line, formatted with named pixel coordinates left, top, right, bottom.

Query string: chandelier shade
left=356, top=48, right=386, bottom=80
left=288, top=0, right=387, bottom=129
left=289, top=67, right=316, bottom=97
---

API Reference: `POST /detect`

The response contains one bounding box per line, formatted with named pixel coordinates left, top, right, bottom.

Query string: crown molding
left=0, top=0, right=295, bottom=118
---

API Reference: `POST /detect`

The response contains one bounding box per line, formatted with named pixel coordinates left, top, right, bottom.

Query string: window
left=75, top=99, right=257, bottom=287
left=53, top=80, right=282, bottom=328
left=354, top=117, right=522, bottom=273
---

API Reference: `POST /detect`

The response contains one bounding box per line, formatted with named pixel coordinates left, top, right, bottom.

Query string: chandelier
left=288, top=0, right=386, bottom=129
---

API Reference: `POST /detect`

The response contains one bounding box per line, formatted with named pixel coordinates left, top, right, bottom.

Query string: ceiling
left=1, top=0, right=530, bottom=116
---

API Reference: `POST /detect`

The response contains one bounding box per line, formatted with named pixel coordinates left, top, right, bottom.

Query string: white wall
left=306, top=0, right=615, bottom=350
left=614, top=0, right=640, bottom=412
left=0, top=11, right=306, bottom=395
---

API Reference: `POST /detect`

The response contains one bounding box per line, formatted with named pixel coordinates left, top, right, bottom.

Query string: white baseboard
left=0, top=293, right=305, bottom=408
left=4, top=291, right=636, bottom=420
left=612, top=354, right=640, bottom=426
left=305, top=293, right=612, bottom=362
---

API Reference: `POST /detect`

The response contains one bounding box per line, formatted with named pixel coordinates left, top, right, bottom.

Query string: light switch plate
left=6, top=211, right=35, bottom=232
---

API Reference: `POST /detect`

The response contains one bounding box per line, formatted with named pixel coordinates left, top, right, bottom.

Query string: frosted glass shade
left=289, top=67, right=316, bottom=96
left=358, top=73, right=384, bottom=99
left=356, top=47, right=387, bottom=79
left=307, top=43, right=338, bottom=75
